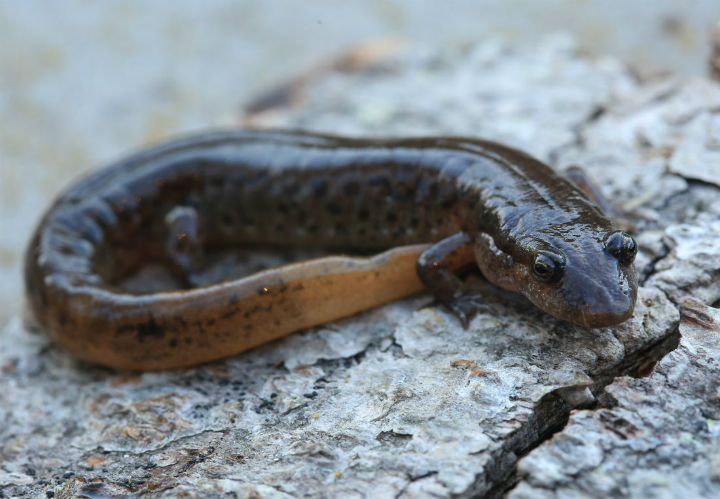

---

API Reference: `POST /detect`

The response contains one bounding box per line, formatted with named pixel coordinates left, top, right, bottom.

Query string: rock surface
left=510, top=298, right=720, bottom=498
left=2, top=37, right=719, bottom=498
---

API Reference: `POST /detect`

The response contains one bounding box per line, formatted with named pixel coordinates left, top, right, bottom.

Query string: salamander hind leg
left=416, top=232, right=489, bottom=327
left=164, top=206, right=204, bottom=288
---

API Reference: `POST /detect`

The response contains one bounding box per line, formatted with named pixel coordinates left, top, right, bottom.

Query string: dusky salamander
left=25, top=130, right=638, bottom=370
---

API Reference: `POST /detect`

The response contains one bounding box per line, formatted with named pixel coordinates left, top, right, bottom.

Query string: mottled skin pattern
left=24, top=130, right=638, bottom=370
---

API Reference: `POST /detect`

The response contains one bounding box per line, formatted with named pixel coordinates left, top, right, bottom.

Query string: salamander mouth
left=576, top=301, right=635, bottom=328
left=571, top=274, right=637, bottom=328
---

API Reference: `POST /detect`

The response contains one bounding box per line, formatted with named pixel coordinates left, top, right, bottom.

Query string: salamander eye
left=532, top=251, right=565, bottom=283
left=605, top=231, right=637, bottom=265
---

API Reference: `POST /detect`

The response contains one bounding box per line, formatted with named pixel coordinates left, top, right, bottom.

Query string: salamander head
left=475, top=230, right=638, bottom=328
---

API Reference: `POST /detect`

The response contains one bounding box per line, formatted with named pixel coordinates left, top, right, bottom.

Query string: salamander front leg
left=165, top=206, right=204, bottom=288
left=416, top=232, right=487, bottom=327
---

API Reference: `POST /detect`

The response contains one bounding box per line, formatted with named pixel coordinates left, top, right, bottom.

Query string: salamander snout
left=565, top=231, right=638, bottom=328
left=574, top=273, right=637, bottom=328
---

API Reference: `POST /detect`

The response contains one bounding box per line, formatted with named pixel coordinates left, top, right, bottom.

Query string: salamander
left=24, top=129, right=638, bottom=370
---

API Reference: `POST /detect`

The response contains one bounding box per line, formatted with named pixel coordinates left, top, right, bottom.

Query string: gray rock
left=511, top=299, right=720, bottom=499
left=647, top=222, right=720, bottom=305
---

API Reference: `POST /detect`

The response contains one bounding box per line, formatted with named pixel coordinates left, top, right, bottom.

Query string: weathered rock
left=510, top=299, right=720, bottom=499
left=2, top=35, right=719, bottom=499
left=648, top=222, right=720, bottom=305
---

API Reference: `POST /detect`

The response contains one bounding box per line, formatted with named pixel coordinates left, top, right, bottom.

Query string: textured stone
left=510, top=300, right=720, bottom=499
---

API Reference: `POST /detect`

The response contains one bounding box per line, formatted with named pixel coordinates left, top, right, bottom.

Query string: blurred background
left=1, top=0, right=718, bottom=321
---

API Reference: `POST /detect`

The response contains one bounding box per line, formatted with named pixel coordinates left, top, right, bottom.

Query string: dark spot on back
left=326, top=201, right=342, bottom=215
left=390, top=183, right=413, bottom=203
left=367, top=174, right=391, bottom=196
left=247, top=171, right=269, bottom=189
left=344, top=181, right=360, bottom=196
left=441, top=196, right=456, bottom=209
left=221, top=213, right=235, bottom=228
left=311, top=178, right=328, bottom=199
left=297, top=209, right=308, bottom=225
left=209, top=175, right=226, bottom=189
left=283, top=182, right=300, bottom=197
